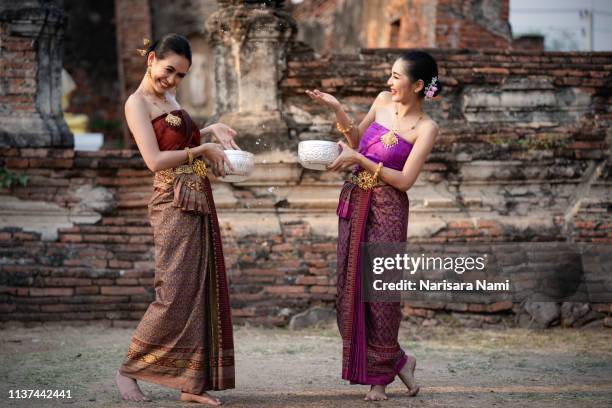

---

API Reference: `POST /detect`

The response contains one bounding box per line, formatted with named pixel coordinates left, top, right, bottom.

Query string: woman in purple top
left=306, top=51, right=440, bottom=402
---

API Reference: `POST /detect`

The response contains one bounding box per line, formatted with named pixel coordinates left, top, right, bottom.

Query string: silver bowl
left=298, top=140, right=340, bottom=171
left=219, top=150, right=254, bottom=183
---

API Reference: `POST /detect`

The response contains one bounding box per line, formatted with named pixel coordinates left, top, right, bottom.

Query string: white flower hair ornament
left=424, top=76, right=438, bottom=100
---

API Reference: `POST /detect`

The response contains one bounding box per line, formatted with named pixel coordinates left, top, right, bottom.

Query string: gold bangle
left=185, top=147, right=194, bottom=165
left=373, top=162, right=383, bottom=181
left=336, top=121, right=354, bottom=134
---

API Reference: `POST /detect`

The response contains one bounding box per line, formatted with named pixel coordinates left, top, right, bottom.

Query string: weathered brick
left=109, top=260, right=133, bottom=269
left=115, top=278, right=139, bottom=286
left=295, top=276, right=328, bottom=285
left=310, top=267, right=332, bottom=276
left=310, top=285, right=334, bottom=294
left=5, top=158, right=29, bottom=168
left=13, top=232, right=39, bottom=241
left=75, top=286, right=100, bottom=295
left=264, top=285, right=306, bottom=294
left=29, top=288, right=74, bottom=297
left=41, top=278, right=92, bottom=286
left=59, top=234, right=83, bottom=243
left=100, top=286, right=147, bottom=296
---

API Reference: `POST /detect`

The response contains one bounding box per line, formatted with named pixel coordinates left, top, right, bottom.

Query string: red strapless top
left=151, top=109, right=200, bottom=151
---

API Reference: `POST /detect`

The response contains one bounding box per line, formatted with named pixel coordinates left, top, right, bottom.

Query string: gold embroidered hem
left=121, top=336, right=235, bottom=393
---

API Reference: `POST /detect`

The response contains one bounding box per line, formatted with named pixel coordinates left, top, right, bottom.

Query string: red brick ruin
left=1, top=0, right=611, bottom=329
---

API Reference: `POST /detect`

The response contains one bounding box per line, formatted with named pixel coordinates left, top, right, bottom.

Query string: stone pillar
left=206, top=0, right=296, bottom=152
left=0, top=0, right=72, bottom=148
left=114, top=0, right=152, bottom=147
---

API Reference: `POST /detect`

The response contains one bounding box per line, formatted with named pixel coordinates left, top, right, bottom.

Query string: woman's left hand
left=201, top=123, right=241, bottom=150
left=327, top=141, right=361, bottom=171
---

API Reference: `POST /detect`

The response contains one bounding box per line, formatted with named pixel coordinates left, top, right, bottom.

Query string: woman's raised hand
left=201, top=123, right=241, bottom=150
left=305, top=89, right=341, bottom=111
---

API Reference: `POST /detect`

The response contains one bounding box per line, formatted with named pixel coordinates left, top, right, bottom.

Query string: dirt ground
left=1, top=323, right=611, bottom=408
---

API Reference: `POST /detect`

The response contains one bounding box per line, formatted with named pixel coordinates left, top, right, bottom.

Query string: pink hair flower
left=424, top=76, right=438, bottom=100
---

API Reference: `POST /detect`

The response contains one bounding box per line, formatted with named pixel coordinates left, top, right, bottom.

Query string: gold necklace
left=380, top=104, right=422, bottom=148
left=146, top=91, right=182, bottom=127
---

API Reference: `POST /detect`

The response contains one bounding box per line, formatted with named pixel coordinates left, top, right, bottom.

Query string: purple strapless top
left=337, top=121, right=413, bottom=219
left=355, top=121, right=413, bottom=171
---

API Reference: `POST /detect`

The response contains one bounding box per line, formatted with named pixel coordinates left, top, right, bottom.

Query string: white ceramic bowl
left=298, top=140, right=340, bottom=171
left=219, top=150, right=254, bottom=183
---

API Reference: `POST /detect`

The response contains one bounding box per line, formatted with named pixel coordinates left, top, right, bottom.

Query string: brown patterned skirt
left=119, top=174, right=234, bottom=394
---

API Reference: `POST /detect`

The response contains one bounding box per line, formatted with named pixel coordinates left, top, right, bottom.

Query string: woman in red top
left=115, top=33, right=238, bottom=406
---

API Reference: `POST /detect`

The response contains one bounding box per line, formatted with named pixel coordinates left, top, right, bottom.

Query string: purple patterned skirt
left=336, top=181, right=408, bottom=385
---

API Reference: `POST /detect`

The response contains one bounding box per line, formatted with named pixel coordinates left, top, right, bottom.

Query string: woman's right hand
left=196, top=143, right=234, bottom=177
left=305, top=89, right=341, bottom=111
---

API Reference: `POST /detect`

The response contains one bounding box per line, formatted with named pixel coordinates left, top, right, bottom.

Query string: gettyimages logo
left=372, top=253, right=487, bottom=275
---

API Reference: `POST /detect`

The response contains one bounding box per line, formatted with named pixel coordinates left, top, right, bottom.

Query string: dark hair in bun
left=145, top=33, right=192, bottom=65
left=397, top=51, right=440, bottom=98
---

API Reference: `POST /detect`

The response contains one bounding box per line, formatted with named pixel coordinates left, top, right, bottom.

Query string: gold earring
left=146, top=65, right=152, bottom=78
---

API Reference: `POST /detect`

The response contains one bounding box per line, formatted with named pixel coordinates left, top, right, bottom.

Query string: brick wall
left=290, top=0, right=511, bottom=54
left=0, top=25, right=37, bottom=114
left=0, top=2, right=72, bottom=148
left=435, top=0, right=510, bottom=49
left=0, top=148, right=337, bottom=326
left=1, top=47, right=611, bottom=327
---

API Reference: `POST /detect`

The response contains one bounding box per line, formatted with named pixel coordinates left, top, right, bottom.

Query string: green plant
left=0, top=167, right=29, bottom=188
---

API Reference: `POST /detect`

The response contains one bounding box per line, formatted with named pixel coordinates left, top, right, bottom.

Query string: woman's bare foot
left=180, top=392, right=222, bottom=406
left=115, top=370, right=150, bottom=401
left=397, top=354, right=420, bottom=396
left=364, top=385, right=387, bottom=401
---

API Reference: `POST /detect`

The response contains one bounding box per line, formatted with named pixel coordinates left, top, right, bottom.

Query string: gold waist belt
left=156, top=158, right=208, bottom=182
left=349, top=169, right=387, bottom=191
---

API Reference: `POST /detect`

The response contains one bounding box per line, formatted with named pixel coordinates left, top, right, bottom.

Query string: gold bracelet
left=336, top=121, right=354, bottom=135
left=373, top=162, right=383, bottom=181
left=185, top=147, right=194, bottom=165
